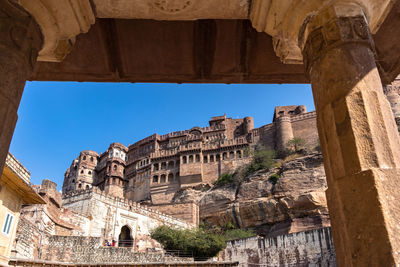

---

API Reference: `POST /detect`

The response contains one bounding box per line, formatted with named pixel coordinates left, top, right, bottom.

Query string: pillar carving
left=17, top=0, right=95, bottom=62
left=250, top=0, right=394, bottom=64
left=300, top=3, right=400, bottom=266
left=0, top=0, right=42, bottom=177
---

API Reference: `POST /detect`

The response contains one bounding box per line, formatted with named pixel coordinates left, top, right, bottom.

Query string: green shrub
left=287, top=137, right=306, bottom=153
left=242, top=149, right=276, bottom=177
left=224, top=228, right=256, bottom=241
left=215, top=173, right=234, bottom=186
left=268, top=173, right=280, bottom=185
left=151, top=225, right=226, bottom=259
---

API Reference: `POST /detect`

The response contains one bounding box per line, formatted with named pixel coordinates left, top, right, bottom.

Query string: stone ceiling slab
left=92, top=0, right=249, bottom=20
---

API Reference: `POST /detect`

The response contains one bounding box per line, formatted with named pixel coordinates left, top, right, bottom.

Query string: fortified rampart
left=62, top=106, right=320, bottom=216
left=220, top=227, right=336, bottom=266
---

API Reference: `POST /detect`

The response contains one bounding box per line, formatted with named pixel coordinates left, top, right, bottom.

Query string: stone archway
left=118, top=225, right=133, bottom=248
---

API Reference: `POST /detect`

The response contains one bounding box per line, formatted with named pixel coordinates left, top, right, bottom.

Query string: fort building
left=62, top=106, right=319, bottom=208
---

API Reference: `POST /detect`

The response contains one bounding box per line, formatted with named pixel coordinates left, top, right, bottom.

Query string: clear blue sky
left=9, top=82, right=315, bottom=190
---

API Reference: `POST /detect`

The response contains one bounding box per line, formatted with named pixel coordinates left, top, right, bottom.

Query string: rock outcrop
left=173, top=153, right=330, bottom=236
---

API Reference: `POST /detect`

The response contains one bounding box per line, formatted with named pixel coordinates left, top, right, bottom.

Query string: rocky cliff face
left=173, top=153, right=330, bottom=236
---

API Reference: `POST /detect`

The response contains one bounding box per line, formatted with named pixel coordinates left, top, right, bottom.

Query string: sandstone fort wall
left=221, top=227, right=336, bottom=266
left=61, top=107, right=320, bottom=212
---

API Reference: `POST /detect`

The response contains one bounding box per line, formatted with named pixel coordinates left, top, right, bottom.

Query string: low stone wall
left=220, top=227, right=336, bottom=267
left=9, top=258, right=238, bottom=267
left=12, top=219, right=43, bottom=260
left=39, top=235, right=170, bottom=263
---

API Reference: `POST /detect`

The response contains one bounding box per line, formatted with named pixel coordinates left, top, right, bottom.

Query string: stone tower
left=243, top=116, right=254, bottom=134
left=273, top=105, right=307, bottom=152
left=95, top=143, right=127, bottom=198
left=62, top=150, right=99, bottom=194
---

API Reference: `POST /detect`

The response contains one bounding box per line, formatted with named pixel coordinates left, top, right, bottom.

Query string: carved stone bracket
left=302, top=14, right=375, bottom=77
left=249, top=0, right=395, bottom=65
left=17, top=0, right=95, bottom=62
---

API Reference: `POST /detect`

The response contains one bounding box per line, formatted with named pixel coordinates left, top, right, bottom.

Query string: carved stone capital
left=301, top=7, right=375, bottom=76
left=249, top=0, right=394, bottom=65
left=17, top=0, right=95, bottom=62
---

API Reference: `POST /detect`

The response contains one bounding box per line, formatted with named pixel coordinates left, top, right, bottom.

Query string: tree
left=151, top=225, right=226, bottom=259
left=287, top=137, right=306, bottom=153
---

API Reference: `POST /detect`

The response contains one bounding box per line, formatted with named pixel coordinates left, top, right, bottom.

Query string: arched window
left=230, top=151, right=234, bottom=159
left=195, top=154, right=200, bottom=162
left=113, top=165, right=117, bottom=171
left=160, top=174, right=166, bottom=183
left=210, top=155, right=214, bottom=162
left=203, top=155, right=208, bottom=163
left=83, top=156, right=86, bottom=160
left=168, top=161, right=174, bottom=168
left=118, top=225, right=133, bottom=247
left=223, top=152, right=227, bottom=160
left=237, top=150, right=242, bottom=159
left=88, top=170, right=92, bottom=175
left=183, top=156, right=187, bottom=164
left=86, top=185, right=89, bottom=190
left=161, top=162, right=167, bottom=170
left=90, top=157, right=94, bottom=162
left=168, top=173, right=173, bottom=182
left=71, top=179, right=75, bottom=183
left=153, top=175, right=159, bottom=183
left=216, top=154, right=221, bottom=161
left=189, top=155, right=193, bottom=163
left=78, top=183, right=82, bottom=188
left=154, top=163, right=159, bottom=171
left=80, top=169, right=84, bottom=174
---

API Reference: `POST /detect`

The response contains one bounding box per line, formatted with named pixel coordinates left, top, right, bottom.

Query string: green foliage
left=224, top=228, right=256, bottom=241
left=215, top=173, right=234, bottom=186
left=241, top=148, right=276, bottom=177
left=151, top=225, right=226, bottom=259
left=268, top=173, right=280, bottom=185
left=223, top=222, right=236, bottom=231
left=287, top=137, right=306, bottom=153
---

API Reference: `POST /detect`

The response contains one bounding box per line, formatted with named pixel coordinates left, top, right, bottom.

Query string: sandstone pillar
left=0, top=1, right=42, bottom=177
left=300, top=4, right=400, bottom=266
